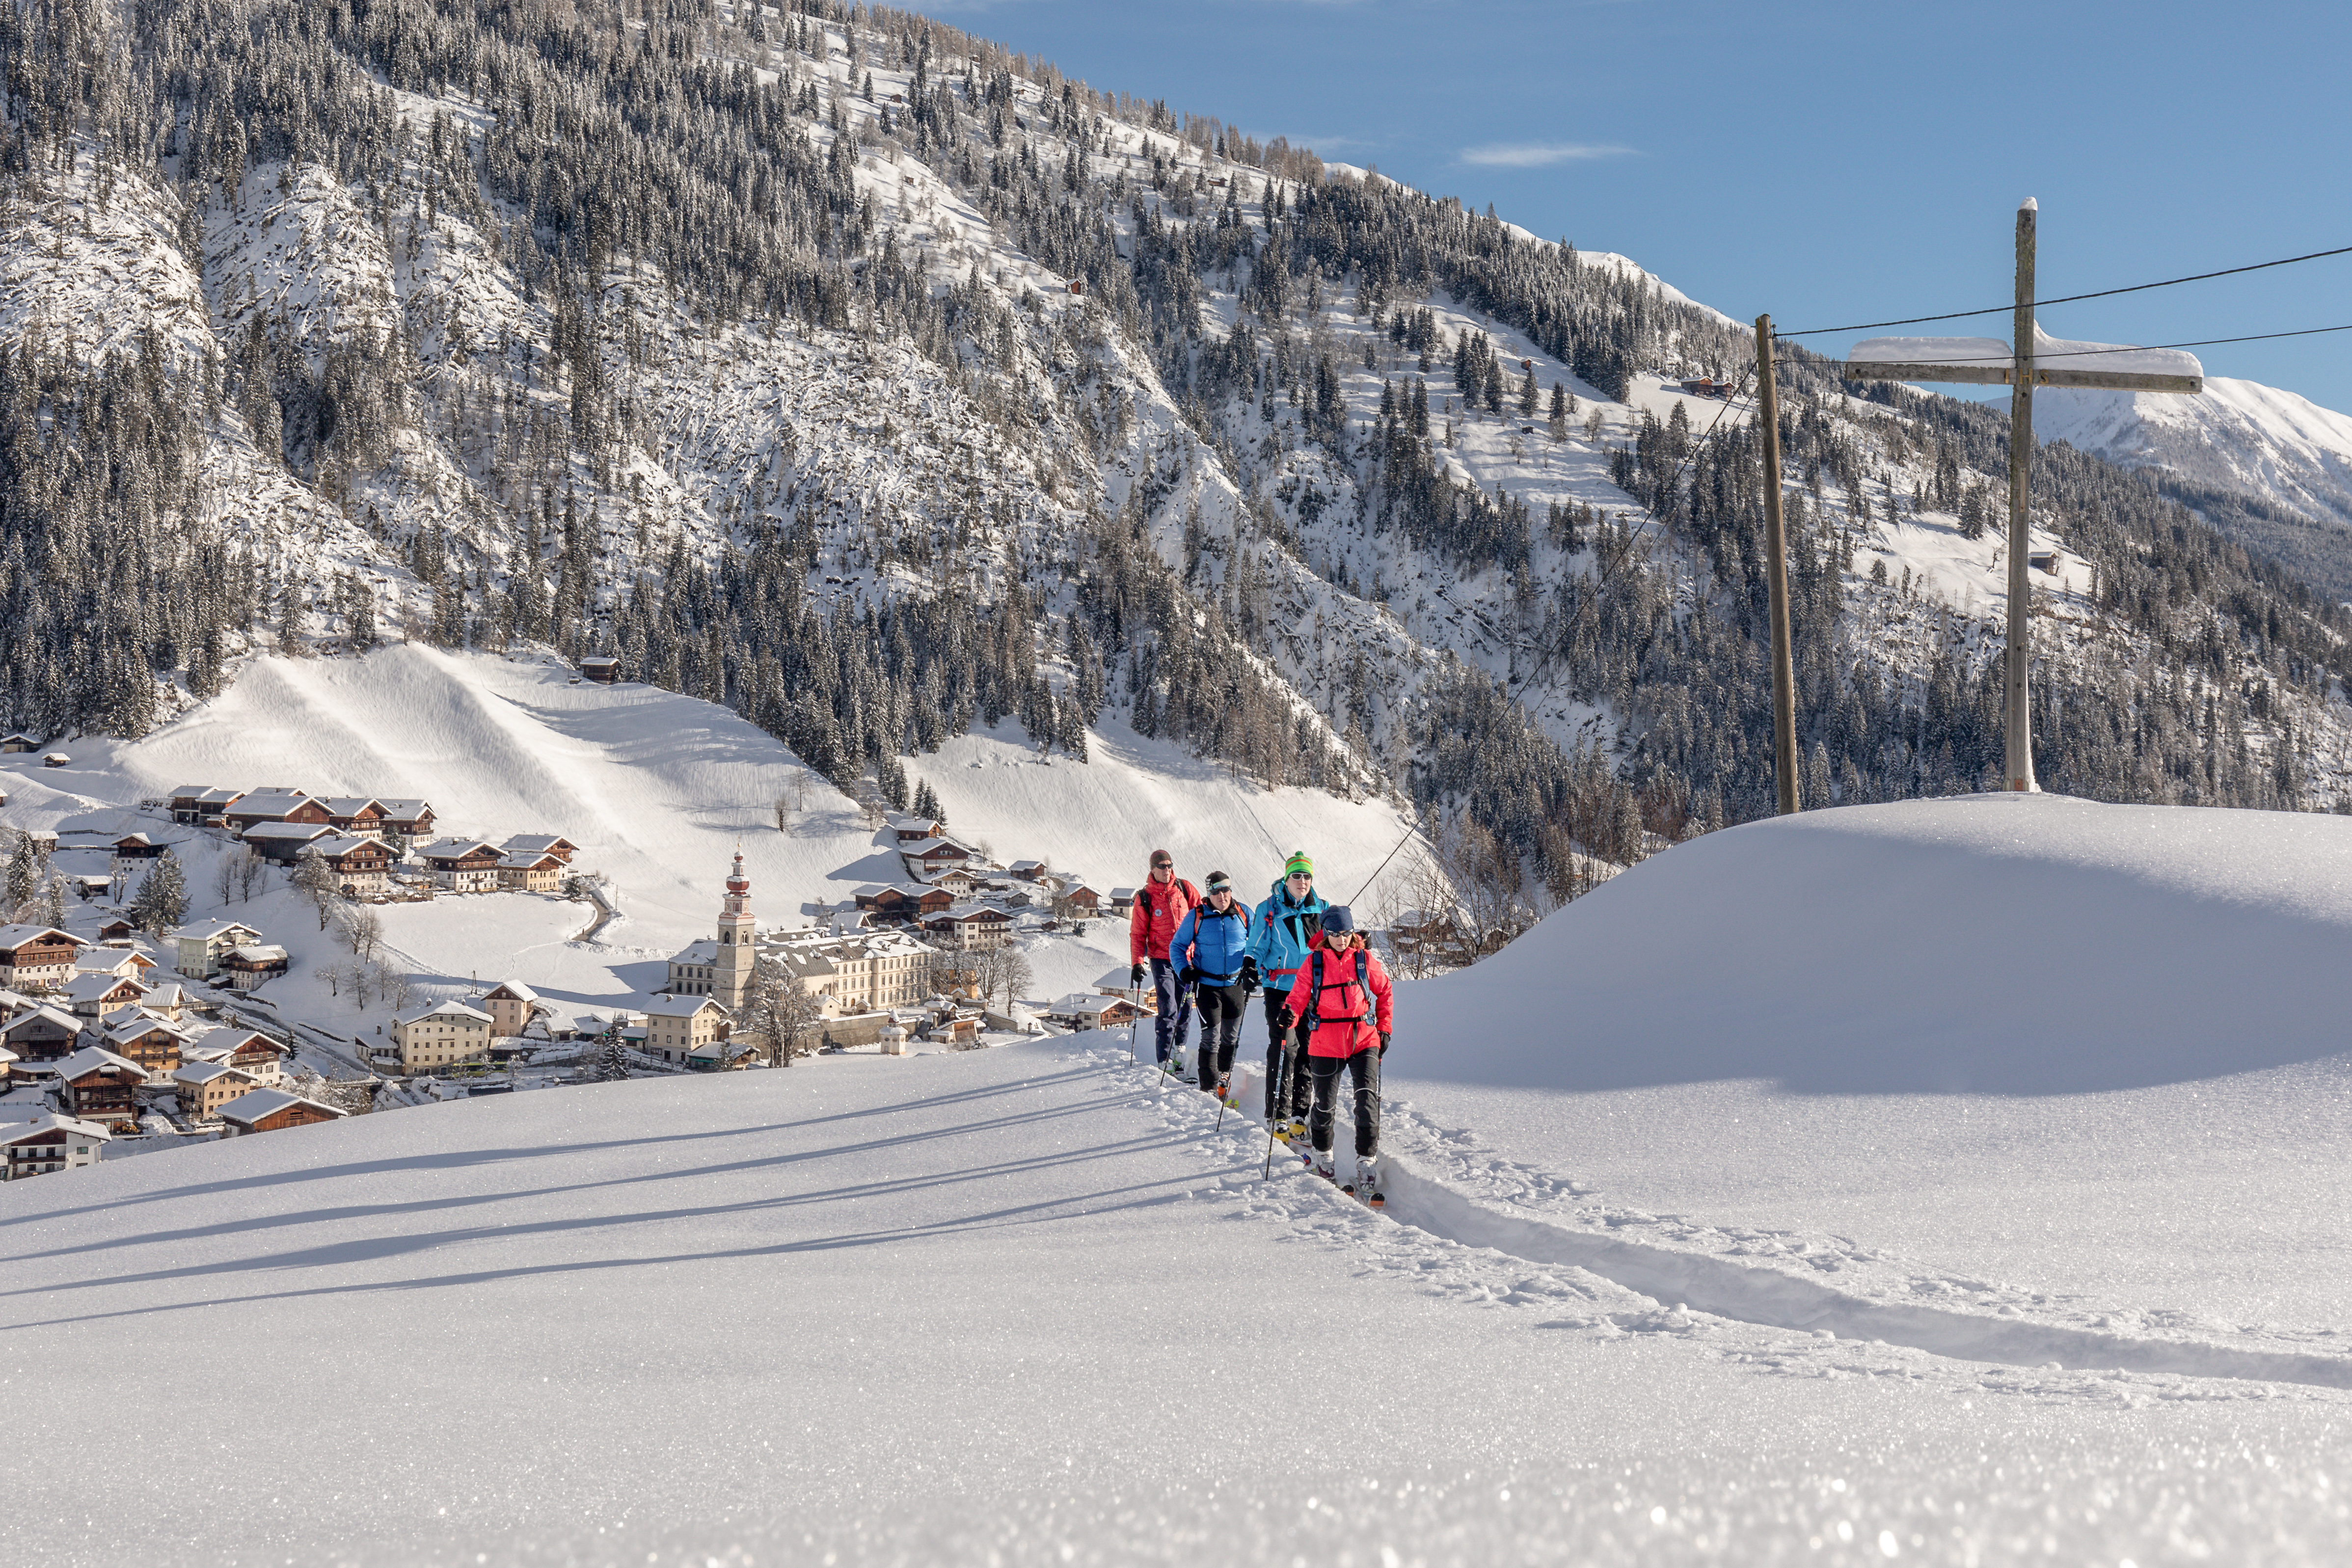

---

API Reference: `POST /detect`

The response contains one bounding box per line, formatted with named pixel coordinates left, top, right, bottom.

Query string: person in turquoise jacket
left=1244, top=849, right=1328, bottom=1136
left=1170, top=870, right=1252, bottom=1100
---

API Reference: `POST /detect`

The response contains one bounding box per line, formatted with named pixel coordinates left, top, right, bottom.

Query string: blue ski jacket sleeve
left=1245, top=878, right=1329, bottom=979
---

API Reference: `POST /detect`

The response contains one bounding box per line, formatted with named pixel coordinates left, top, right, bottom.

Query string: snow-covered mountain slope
left=2035, top=375, right=2352, bottom=599
left=10, top=1020, right=2352, bottom=1565
left=1392, top=792, right=2352, bottom=1335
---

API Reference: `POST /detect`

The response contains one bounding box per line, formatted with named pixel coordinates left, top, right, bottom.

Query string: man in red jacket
left=1129, top=848, right=1199, bottom=1071
left=1276, top=906, right=1394, bottom=1205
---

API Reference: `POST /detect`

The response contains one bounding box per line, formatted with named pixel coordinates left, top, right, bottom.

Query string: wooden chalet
left=171, top=919, right=264, bottom=979
left=577, top=655, right=621, bottom=683
left=922, top=904, right=1014, bottom=950
left=167, top=784, right=244, bottom=824
left=243, top=821, right=334, bottom=863
left=500, top=834, right=580, bottom=865
left=495, top=851, right=566, bottom=892
left=887, top=816, right=941, bottom=843
left=216, top=1087, right=347, bottom=1136
left=372, top=799, right=436, bottom=840
left=416, top=838, right=503, bottom=893
left=57, top=1047, right=146, bottom=1131
left=223, top=791, right=330, bottom=835
left=221, top=945, right=290, bottom=991
left=100, top=1014, right=190, bottom=1078
left=181, top=1027, right=288, bottom=1084
left=0, top=924, right=82, bottom=991
left=0, top=731, right=41, bottom=754
left=902, top=836, right=975, bottom=872
left=109, top=832, right=169, bottom=865
left=306, top=834, right=396, bottom=895
left=57, top=971, right=149, bottom=1018
left=96, top=918, right=137, bottom=942
left=320, top=797, right=389, bottom=835
left=0, top=1004, right=83, bottom=1062
left=1058, top=884, right=1103, bottom=917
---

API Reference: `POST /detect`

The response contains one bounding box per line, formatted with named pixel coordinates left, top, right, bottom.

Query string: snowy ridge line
left=1376, top=1164, right=2352, bottom=1392
left=1104, top=1037, right=2352, bottom=1392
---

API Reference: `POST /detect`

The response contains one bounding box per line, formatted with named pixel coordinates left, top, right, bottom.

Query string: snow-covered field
left=9, top=792, right=2352, bottom=1564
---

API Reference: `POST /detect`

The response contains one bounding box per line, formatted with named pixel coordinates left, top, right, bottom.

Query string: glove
left=1274, top=1004, right=1295, bottom=1030
left=1239, top=957, right=1260, bottom=993
left=1379, top=1030, right=1392, bottom=1056
left=1129, top=963, right=1146, bottom=988
left=1177, top=966, right=1198, bottom=989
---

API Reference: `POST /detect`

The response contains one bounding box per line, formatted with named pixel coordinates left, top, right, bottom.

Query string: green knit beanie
left=1283, top=850, right=1314, bottom=879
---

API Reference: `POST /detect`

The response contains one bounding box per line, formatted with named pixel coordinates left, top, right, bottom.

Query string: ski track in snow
left=1070, top=1036, right=2352, bottom=1405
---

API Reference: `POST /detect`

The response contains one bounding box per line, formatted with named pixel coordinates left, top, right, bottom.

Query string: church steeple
left=714, top=848, right=757, bottom=1009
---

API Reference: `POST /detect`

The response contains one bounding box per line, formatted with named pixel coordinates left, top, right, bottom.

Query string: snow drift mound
left=1398, top=793, right=2352, bottom=1094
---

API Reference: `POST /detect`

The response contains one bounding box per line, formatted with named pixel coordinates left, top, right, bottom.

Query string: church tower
left=714, top=849, right=757, bottom=1010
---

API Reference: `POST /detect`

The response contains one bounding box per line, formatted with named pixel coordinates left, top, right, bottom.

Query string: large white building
left=770, top=927, right=935, bottom=1016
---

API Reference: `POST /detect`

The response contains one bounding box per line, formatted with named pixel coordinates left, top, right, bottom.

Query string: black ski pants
left=1194, top=983, right=1247, bottom=1092
left=1261, top=983, right=1311, bottom=1120
left=1307, top=1046, right=1381, bottom=1159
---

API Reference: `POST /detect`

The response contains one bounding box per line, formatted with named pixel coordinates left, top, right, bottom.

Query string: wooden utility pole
left=1840, top=201, right=2202, bottom=792
left=2004, top=203, right=2037, bottom=790
left=1754, top=315, right=1801, bottom=814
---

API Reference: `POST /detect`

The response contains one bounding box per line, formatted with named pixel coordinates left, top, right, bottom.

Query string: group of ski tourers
left=1127, top=847, right=1394, bottom=1208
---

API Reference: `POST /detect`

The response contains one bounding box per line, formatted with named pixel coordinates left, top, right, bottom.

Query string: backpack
left=1303, top=947, right=1371, bottom=1029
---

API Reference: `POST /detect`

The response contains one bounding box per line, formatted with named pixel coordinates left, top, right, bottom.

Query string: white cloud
left=1458, top=142, right=1633, bottom=168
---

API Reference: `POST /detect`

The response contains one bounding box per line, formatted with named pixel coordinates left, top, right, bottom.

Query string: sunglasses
left=1286, top=871, right=1312, bottom=881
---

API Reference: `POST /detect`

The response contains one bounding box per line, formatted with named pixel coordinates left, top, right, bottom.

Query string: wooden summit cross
left=1840, top=199, right=2203, bottom=792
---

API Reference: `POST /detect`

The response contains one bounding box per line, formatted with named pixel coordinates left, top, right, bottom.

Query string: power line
left=1772, top=242, right=2352, bottom=339
left=1808, top=322, right=2352, bottom=364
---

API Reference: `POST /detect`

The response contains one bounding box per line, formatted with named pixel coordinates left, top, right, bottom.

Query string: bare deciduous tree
left=738, top=954, right=825, bottom=1066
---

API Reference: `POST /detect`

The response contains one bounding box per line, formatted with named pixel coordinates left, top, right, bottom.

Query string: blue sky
left=928, top=0, right=2352, bottom=412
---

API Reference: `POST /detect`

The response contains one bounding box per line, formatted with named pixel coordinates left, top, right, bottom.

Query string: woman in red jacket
left=1275, top=906, right=1394, bottom=1205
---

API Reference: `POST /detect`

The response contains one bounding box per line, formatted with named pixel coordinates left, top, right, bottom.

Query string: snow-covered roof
left=498, top=851, right=562, bottom=869
left=218, top=1087, right=345, bottom=1125
left=173, top=1060, right=250, bottom=1086
left=0, top=1005, right=81, bottom=1039
left=172, top=919, right=262, bottom=944
left=393, top=1000, right=493, bottom=1027
left=58, top=972, right=144, bottom=1004
left=642, top=995, right=729, bottom=1021
left=55, top=1045, right=145, bottom=1080
left=0, top=1113, right=109, bottom=1144
left=1047, top=993, right=1120, bottom=1018
left=501, top=834, right=575, bottom=854
left=373, top=799, right=432, bottom=818
left=227, top=946, right=290, bottom=965
left=417, top=837, right=500, bottom=860
left=182, top=1026, right=278, bottom=1061
left=484, top=980, right=541, bottom=1004
left=318, top=797, right=382, bottom=815
left=0, top=924, right=78, bottom=952
left=244, top=821, right=332, bottom=842
left=308, top=833, right=387, bottom=858
left=228, top=790, right=321, bottom=818
left=670, top=939, right=718, bottom=965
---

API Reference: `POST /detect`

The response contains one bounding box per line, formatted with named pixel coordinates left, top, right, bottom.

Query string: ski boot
left=1162, top=1051, right=1186, bottom=1079
left=1357, top=1155, right=1385, bottom=1211
left=1310, top=1148, right=1337, bottom=1183
left=1287, top=1117, right=1308, bottom=1144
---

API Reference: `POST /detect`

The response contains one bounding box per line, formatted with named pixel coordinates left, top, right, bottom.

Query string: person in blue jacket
left=1243, top=849, right=1328, bottom=1137
left=1170, top=870, right=1252, bottom=1099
